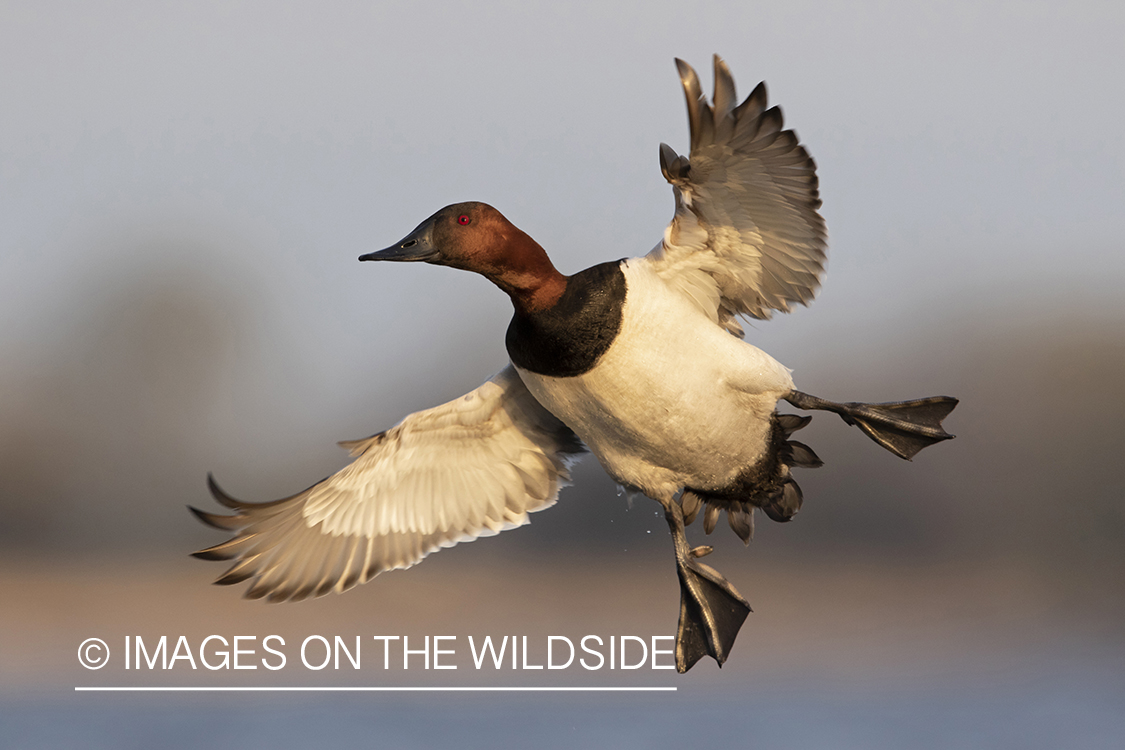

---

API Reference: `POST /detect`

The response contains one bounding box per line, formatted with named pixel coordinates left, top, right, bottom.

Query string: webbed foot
left=674, top=544, right=751, bottom=672
left=784, top=391, right=957, bottom=460
left=661, top=500, right=751, bottom=672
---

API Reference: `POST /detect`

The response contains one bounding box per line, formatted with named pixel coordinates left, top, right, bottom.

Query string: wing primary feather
left=187, top=505, right=246, bottom=531
left=712, top=55, right=737, bottom=143
left=734, top=81, right=768, bottom=124
left=192, top=533, right=260, bottom=561
left=214, top=556, right=262, bottom=586
left=206, top=474, right=243, bottom=510
left=675, top=58, right=709, bottom=152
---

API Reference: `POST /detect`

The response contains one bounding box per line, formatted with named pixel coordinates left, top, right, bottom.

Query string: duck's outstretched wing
left=190, top=365, right=585, bottom=603
left=646, top=56, right=827, bottom=336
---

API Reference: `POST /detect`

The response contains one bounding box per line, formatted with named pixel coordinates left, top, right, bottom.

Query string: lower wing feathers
left=191, top=365, right=586, bottom=602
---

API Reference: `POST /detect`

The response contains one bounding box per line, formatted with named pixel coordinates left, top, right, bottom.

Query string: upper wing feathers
left=191, top=365, right=585, bottom=603
left=647, top=55, right=827, bottom=333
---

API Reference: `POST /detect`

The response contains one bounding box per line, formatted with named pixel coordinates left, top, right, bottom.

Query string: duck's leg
left=658, top=495, right=751, bottom=673
left=784, top=390, right=958, bottom=460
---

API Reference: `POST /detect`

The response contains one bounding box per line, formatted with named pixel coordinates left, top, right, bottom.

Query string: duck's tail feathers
left=682, top=412, right=824, bottom=538
left=785, top=391, right=958, bottom=461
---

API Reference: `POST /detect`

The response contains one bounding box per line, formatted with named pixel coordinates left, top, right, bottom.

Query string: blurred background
left=2, top=1, right=1123, bottom=748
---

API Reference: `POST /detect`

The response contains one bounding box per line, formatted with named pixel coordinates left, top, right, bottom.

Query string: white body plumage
left=515, top=259, right=794, bottom=503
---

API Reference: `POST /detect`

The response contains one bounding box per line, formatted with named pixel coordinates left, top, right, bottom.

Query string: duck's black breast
left=506, top=260, right=627, bottom=378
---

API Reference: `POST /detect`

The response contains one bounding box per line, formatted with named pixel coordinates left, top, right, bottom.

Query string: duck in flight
left=192, top=56, right=957, bottom=673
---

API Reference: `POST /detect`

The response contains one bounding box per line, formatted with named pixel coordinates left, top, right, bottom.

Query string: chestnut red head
left=362, top=202, right=567, bottom=313
left=361, top=202, right=503, bottom=269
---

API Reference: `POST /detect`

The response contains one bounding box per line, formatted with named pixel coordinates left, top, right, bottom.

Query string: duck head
left=361, top=201, right=567, bottom=314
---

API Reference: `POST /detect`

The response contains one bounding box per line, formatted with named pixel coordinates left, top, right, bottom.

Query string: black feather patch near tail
left=682, top=412, right=824, bottom=541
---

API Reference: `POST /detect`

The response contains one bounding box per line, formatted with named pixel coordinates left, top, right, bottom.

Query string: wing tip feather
left=206, top=473, right=243, bottom=510
left=188, top=504, right=246, bottom=531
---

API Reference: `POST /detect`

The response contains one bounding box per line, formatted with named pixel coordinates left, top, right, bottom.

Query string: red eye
left=457, top=215, right=470, bottom=225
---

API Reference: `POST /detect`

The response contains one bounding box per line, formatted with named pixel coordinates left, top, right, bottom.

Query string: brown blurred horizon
left=2, top=262, right=1121, bottom=574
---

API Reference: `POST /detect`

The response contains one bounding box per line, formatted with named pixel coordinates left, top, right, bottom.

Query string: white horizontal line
left=75, top=686, right=676, bottom=692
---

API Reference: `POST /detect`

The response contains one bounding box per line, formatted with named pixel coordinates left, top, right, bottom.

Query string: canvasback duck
left=192, top=56, right=957, bottom=673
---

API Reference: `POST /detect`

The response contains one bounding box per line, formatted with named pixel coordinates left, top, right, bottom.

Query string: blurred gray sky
left=0, top=1, right=1122, bottom=561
